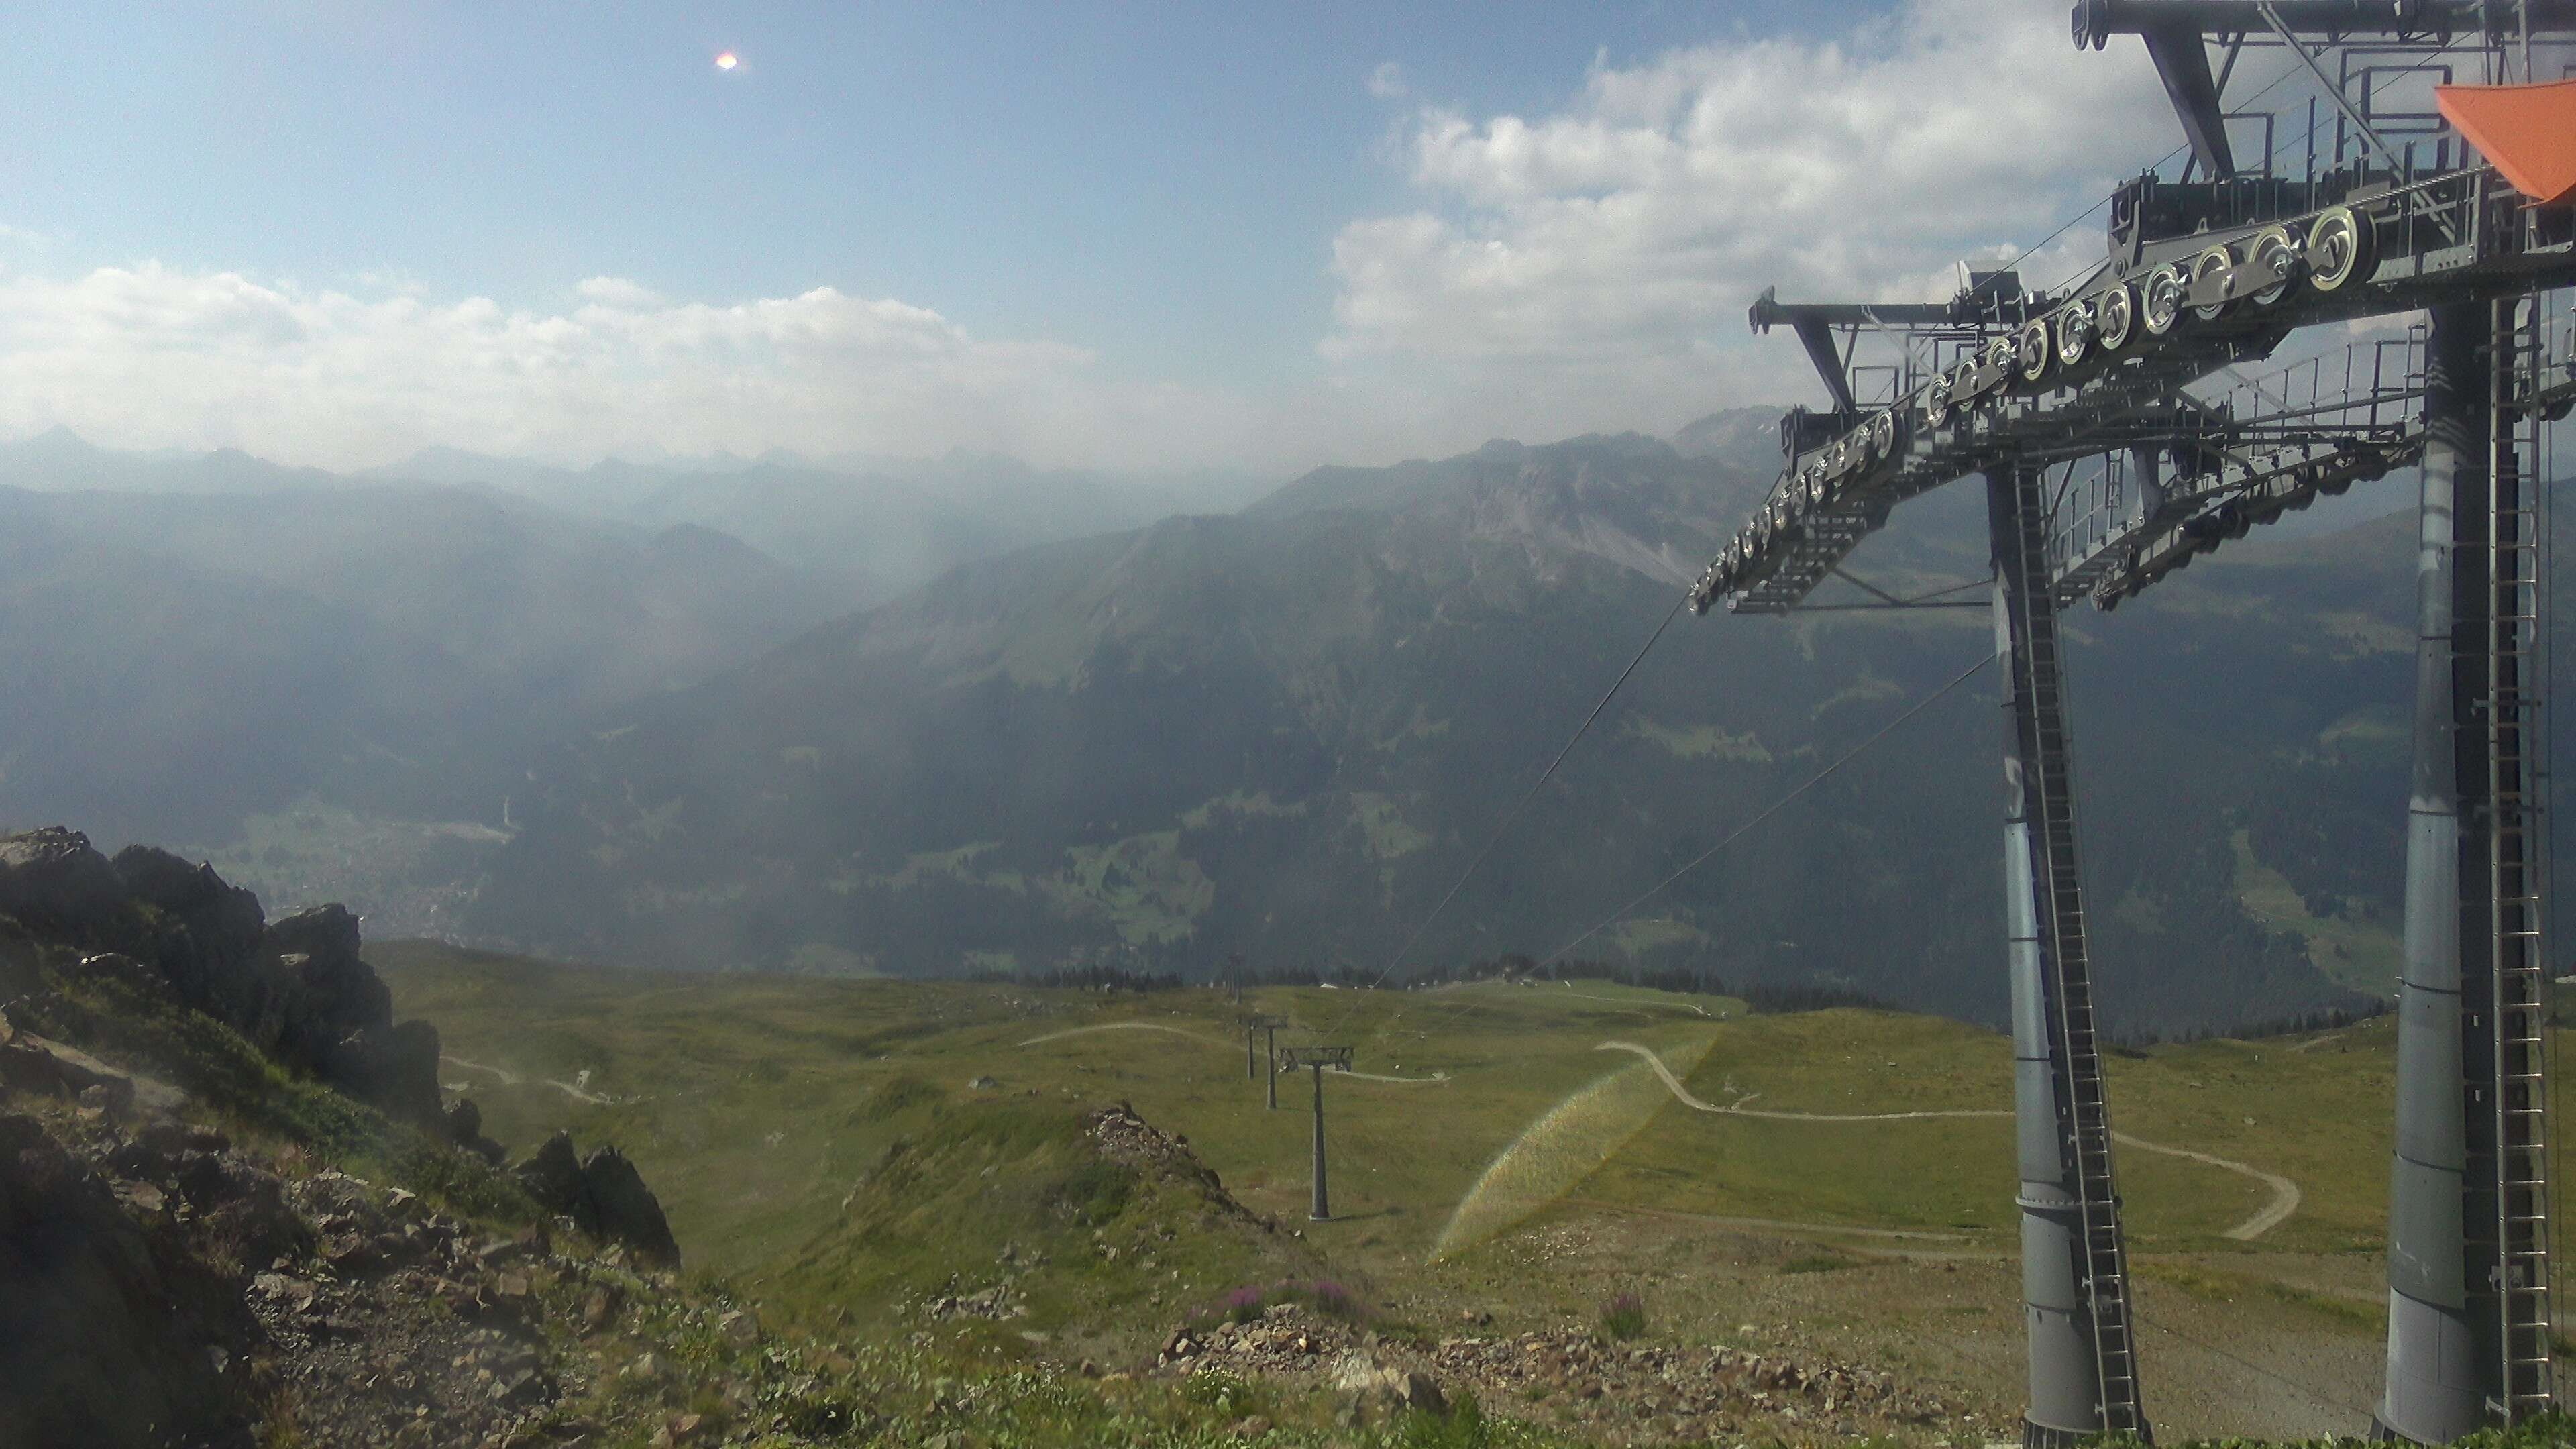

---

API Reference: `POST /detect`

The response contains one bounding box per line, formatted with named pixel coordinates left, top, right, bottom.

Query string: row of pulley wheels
left=1923, top=203, right=2375, bottom=426
left=1744, top=203, right=2375, bottom=568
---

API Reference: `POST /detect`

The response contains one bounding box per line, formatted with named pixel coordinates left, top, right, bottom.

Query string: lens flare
left=1430, top=1036, right=1713, bottom=1260
left=714, top=52, right=739, bottom=71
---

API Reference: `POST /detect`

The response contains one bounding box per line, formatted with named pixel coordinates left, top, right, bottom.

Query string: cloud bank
left=0, top=262, right=1283, bottom=472
left=1323, top=0, right=2178, bottom=442
left=0, top=2, right=2186, bottom=473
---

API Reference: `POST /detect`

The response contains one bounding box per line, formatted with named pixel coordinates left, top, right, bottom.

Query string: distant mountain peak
left=1670, top=407, right=1788, bottom=464
left=8, top=425, right=102, bottom=460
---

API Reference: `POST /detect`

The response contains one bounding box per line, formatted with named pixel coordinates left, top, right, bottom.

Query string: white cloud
left=1367, top=61, right=1407, bottom=100
left=573, top=275, right=665, bottom=309
left=0, top=262, right=1282, bottom=473
left=1322, top=0, right=2180, bottom=439
left=0, top=5, right=2202, bottom=478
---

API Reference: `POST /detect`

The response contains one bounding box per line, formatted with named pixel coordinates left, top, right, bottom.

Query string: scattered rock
left=0, top=1110, right=259, bottom=1447
left=578, top=1285, right=623, bottom=1337
left=1332, top=1355, right=1447, bottom=1425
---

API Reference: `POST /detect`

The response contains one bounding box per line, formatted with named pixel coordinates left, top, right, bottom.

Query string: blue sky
left=0, top=2, right=2176, bottom=474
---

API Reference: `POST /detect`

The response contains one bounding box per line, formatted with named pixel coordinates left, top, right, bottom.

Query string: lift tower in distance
left=1278, top=1045, right=1353, bottom=1220
left=1690, top=3, right=2576, bottom=1441
left=1243, top=1014, right=1285, bottom=1108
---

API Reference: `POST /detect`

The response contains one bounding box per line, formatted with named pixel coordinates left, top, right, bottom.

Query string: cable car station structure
left=1690, top=4, right=2576, bottom=1442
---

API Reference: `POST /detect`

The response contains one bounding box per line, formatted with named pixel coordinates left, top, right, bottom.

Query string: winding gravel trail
left=1018, top=1021, right=1450, bottom=1081
left=1017, top=1022, right=1228, bottom=1049
left=441, top=1055, right=616, bottom=1105
left=1596, top=1040, right=2302, bottom=1241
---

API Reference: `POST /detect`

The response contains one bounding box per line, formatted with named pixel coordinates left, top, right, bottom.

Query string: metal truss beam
left=2142, top=21, right=2236, bottom=178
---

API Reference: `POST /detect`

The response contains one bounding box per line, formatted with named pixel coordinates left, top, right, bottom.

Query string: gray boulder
left=1332, top=1355, right=1448, bottom=1426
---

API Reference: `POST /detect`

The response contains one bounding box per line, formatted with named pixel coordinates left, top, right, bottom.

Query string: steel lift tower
left=1693, top=4, right=2576, bottom=1440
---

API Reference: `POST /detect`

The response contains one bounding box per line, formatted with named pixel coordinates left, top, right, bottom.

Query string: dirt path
left=441, top=1055, right=615, bottom=1106
left=1597, top=1040, right=2302, bottom=1242
left=1017, top=1022, right=1228, bottom=1049
left=1566, top=1197, right=1974, bottom=1244
left=1597, top=1040, right=2002, bottom=1121
left=1018, top=1022, right=1448, bottom=1081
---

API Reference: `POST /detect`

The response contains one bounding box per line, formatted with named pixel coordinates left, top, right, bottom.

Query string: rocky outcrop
left=0, top=828, right=130, bottom=942
left=513, top=1132, right=681, bottom=1269
left=0, top=830, right=718, bottom=1448
left=579, top=1145, right=682, bottom=1268
left=514, top=1131, right=587, bottom=1214
left=110, top=846, right=270, bottom=1031
left=0, top=830, right=446, bottom=1129
left=267, top=907, right=389, bottom=1062
left=0, top=1112, right=260, bottom=1449
left=317, top=1020, right=443, bottom=1129
left=443, top=1097, right=506, bottom=1165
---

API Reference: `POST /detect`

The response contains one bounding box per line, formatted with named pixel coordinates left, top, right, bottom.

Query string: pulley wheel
left=2306, top=207, right=2373, bottom=292
left=2055, top=300, right=2092, bottom=367
left=2140, top=266, right=2185, bottom=336
left=2190, top=244, right=2236, bottom=322
left=2095, top=283, right=2135, bottom=350
left=2017, top=320, right=2053, bottom=384
left=2245, top=227, right=2298, bottom=306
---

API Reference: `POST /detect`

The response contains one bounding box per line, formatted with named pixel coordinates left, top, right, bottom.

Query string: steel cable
left=1311, top=590, right=1692, bottom=1044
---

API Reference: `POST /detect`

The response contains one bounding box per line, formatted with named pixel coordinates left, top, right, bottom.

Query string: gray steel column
left=1990, top=470, right=2110, bottom=1446
left=2378, top=301, right=2487, bottom=1444
left=2129, top=446, right=2167, bottom=533
left=1248, top=1025, right=1258, bottom=1080
left=1309, top=1065, right=1329, bottom=1220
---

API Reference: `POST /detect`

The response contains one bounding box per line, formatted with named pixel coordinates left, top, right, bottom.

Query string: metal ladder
left=2005, top=464, right=2150, bottom=1437
left=2486, top=290, right=2556, bottom=1423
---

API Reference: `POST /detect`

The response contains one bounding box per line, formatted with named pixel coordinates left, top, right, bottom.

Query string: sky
left=0, top=1, right=2194, bottom=480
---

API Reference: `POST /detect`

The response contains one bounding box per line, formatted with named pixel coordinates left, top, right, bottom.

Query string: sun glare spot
left=714, top=52, right=739, bottom=72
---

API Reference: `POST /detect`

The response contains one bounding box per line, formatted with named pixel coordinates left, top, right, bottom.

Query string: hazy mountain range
left=0, top=415, right=2456, bottom=1032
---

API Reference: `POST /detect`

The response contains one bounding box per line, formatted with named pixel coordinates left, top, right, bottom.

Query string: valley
left=384, top=941, right=2453, bottom=1444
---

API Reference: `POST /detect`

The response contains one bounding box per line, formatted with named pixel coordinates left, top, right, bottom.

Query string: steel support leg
left=1989, top=466, right=2150, bottom=1447
left=2380, top=301, right=2487, bottom=1444
left=1309, top=1065, right=1329, bottom=1221
left=2379, top=297, right=2557, bottom=1439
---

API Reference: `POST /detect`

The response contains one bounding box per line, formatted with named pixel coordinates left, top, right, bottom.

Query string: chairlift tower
left=1693, top=4, right=2576, bottom=1440
left=1243, top=1013, right=1285, bottom=1107
left=1279, top=1044, right=1354, bottom=1220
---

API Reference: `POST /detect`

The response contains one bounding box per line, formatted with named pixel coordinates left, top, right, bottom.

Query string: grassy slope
left=384, top=942, right=2544, bottom=1442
